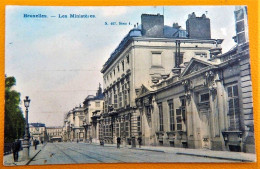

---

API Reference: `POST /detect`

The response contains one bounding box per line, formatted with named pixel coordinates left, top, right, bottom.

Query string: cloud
left=220, top=28, right=227, bottom=36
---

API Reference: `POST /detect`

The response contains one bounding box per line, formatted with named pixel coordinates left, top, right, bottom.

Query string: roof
left=29, top=123, right=45, bottom=127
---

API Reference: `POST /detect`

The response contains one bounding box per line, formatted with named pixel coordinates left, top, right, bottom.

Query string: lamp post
left=23, top=96, right=30, bottom=160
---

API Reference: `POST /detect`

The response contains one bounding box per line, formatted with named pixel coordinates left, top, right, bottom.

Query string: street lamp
left=23, top=96, right=30, bottom=160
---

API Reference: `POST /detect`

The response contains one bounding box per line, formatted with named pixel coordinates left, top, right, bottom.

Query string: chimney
left=186, top=12, right=211, bottom=39
left=141, top=14, right=164, bottom=37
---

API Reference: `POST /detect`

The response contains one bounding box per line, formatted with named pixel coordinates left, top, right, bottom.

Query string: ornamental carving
left=204, top=70, right=217, bottom=95
left=182, top=79, right=192, bottom=100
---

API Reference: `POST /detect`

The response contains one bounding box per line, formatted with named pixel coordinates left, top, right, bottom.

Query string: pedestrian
left=12, top=141, right=18, bottom=162
left=117, top=137, right=121, bottom=149
left=138, top=137, right=142, bottom=148
left=77, top=139, right=79, bottom=143
left=41, top=140, right=43, bottom=144
left=90, top=136, right=92, bottom=144
left=34, top=139, right=37, bottom=150
left=16, top=140, right=21, bottom=161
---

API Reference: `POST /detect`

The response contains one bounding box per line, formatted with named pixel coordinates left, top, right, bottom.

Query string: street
left=28, top=142, right=232, bottom=164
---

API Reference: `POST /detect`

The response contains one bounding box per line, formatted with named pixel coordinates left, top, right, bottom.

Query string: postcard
left=3, top=5, right=256, bottom=165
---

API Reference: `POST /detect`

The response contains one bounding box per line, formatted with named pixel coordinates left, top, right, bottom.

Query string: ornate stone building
left=135, top=6, right=255, bottom=153
left=29, top=123, right=48, bottom=143
left=46, top=126, right=63, bottom=142
left=63, top=105, right=85, bottom=142
left=83, top=84, right=104, bottom=143
left=100, top=13, right=223, bottom=145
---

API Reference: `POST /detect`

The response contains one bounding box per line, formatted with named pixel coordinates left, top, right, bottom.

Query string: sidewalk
left=85, top=142, right=256, bottom=162
left=3, top=144, right=46, bottom=166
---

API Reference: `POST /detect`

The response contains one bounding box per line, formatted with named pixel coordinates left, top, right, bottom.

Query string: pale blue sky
left=5, top=6, right=237, bottom=126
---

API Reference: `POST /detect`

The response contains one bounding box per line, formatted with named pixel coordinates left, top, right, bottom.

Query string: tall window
left=158, top=103, right=164, bottom=131
left=168, top=100, right=175, bottom=131
left=125, top=116, right=129, bottom=137
left=116, top=123, right=119, bottom=137
left=114, top=89, right=118, bottom=109
left=126, top=55, right=130, bottom=64
left=137, top=116, right=141, bottom=133
left=124, top=83, right=128, bottom=106
left=122, top=61, right=125, bottom=71
left=118, top=84, right=122, bottom=108
left=227, top=85, right=240, bottom=130
left=120, top=116, right=124, bottom=137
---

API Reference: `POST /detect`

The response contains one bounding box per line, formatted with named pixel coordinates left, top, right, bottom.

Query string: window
left=95, top=102, right=100, bottom=107
left=168, top=100, right=175, bottom=131
left=122, top=61, right=125, bottom=71
left=114, top=89, right=118, bottom=109
left=137, top=116, right=141, bottom=133
left=126, top=55, right=130, bottom=64
left=227, top=85, right=240, bottom=130
left=200, top=93, right=210, bottom=103
left=125, top=121, right=129, bottom=137
left=113, top=69, right=115, bottom=75
left=179, top=30, right=187, bottom=38
left=118, top=85, right=122, bottom=108
left=117, top=65, right=120, bottom=72
left=116, top=123, right=119, bottom=137
left=152, top=52, right=162, bottom=67
left=120, top=117, right=124, bottom=137
left=108, top=91, right=112, bottom=105
left=176, top=109, right=182, bottom=130
left=158, top=103, right=164, bottom=131
left=124, top=83, right=128, bottom=106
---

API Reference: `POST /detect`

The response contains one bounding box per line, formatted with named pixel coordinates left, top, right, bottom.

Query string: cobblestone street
left=27, top=142, right=232, bottom=164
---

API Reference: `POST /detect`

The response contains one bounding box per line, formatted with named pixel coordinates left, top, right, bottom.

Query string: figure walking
left=12, top=140, right=20, bottom=162
left=117, top=137, right=121, bottom=149
left=138, top=137, right=142, bottom=148
left=34, top=139, right=37, bottom=150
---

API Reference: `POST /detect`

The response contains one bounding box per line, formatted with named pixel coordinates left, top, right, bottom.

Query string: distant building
left=135, top=6, right=254, bottom=153
left=63, top=105, right=85, bottom=142
left=100, top=13, right=222, bottom=145
left=83, top=84, right=104, bottom=143
left=29, top=123, right=47, bottom=142
left=63, top=84, right=103, bottom=142
left=46, top=127, right=63, bottom=142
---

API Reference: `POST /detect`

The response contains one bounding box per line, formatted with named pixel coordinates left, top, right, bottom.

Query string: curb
left=176, top=152, right=254, bottom=162
left=128, top=148, right=165, bottom=153
left=26, top=143, right=47, bottom=165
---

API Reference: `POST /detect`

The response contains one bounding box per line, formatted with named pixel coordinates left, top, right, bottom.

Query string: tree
left=5, top=76, right=25, bottom=143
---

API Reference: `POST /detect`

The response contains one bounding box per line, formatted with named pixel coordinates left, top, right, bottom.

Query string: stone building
left=100, top=13, right=222, bottom=145
left=29, top=123, right=47, bottom=143
left=46, top=127, right=63, bottom=142
left=135, top=6, right=255, bottom=153
left=83, top=84, right=104, bottom=143
left=63, top=105, right=85, bottom=142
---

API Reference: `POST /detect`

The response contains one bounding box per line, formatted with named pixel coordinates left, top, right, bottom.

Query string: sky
left=5, top=6, right=237, bottom=126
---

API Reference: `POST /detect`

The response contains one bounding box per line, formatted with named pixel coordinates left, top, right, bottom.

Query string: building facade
left=29, top=123, right=48, bottom=143
left=46, top=127, right=63, bottom=142
left=83, top=84, right=104, bottom=143
left=63, top=105, right=85, bottom=142
left=135, top=6, right=254, bottom=153
left=100, top=13, right=223, bottom=145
